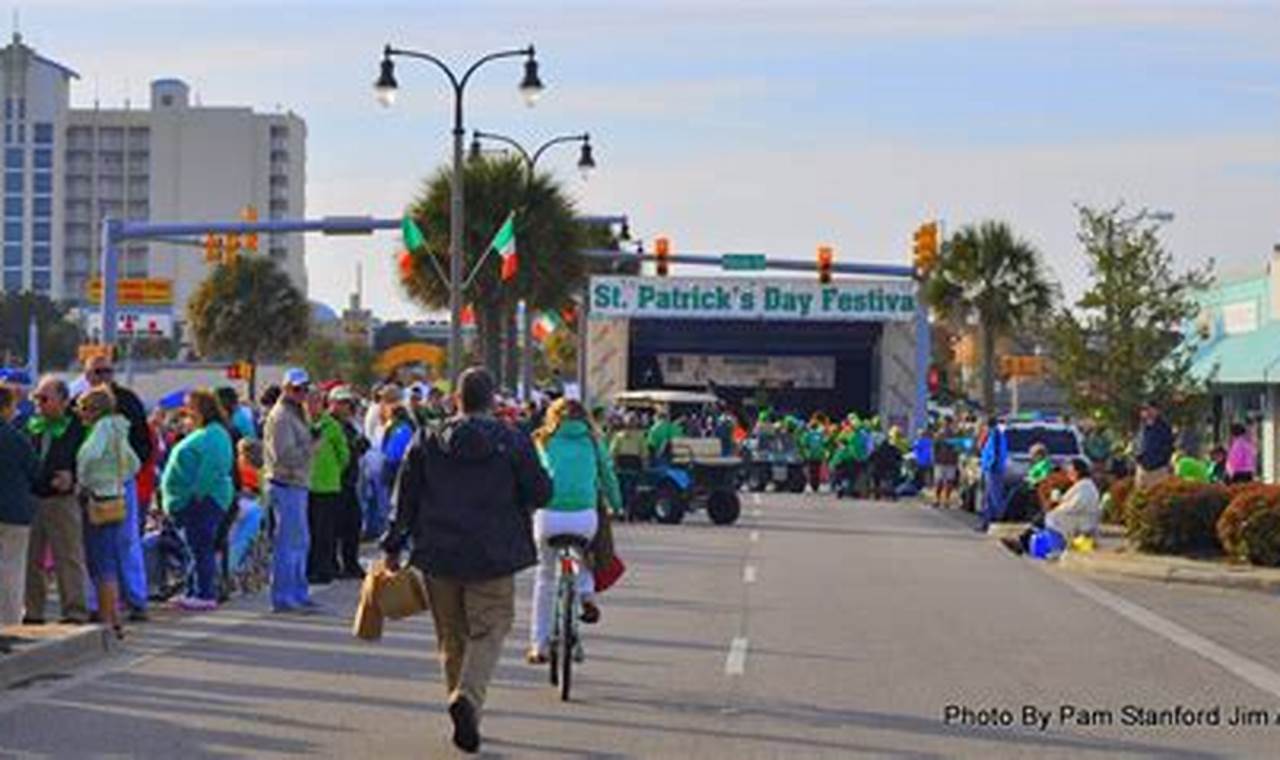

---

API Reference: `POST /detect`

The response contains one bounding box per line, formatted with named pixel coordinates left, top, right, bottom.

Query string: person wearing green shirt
left=646, top=413, right=683, bottom=464
left=160, top=390, right=233, bottom=610
left=1026, top=444, right=1054, bottom=487
left=799, top=423, right=828, bottom=492
left=307, top=394, right=351, bottom=585
left=1174, top=452, right=1212, bottom=483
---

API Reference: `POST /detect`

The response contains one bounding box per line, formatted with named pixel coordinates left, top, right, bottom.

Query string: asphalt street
left=5, top=493, right=1280, bottom=758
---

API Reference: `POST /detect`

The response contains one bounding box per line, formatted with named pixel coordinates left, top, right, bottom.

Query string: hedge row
left=1122, top=479, right=1280, bottom=564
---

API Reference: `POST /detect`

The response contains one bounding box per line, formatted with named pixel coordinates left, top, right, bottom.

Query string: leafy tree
left=0, top=292, right=83, bottom=371
left=923, top=220, right=1057, bottom=413
left=292, top=334, right=379, bottom=392
left=1050, top=205, right=1212, bottom=436
left=400, top=156, right=586, bottom=386
left=187, top=257, right=309, bottom=398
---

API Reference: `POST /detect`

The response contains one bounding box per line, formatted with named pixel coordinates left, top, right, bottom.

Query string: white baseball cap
left=283, top=367, right=310, bottom=388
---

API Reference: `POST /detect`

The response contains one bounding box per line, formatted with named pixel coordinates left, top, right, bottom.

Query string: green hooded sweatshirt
left=538, top=420, right=622, bottom=513
left=310, top=413, right=351, bottom=495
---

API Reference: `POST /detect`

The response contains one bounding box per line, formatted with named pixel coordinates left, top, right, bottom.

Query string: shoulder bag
left=85, top=427, right=128, bottom=527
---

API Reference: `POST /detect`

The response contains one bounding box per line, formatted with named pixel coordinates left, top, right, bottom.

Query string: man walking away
left=383, top=368, right=551, bottom=754
left=1134, top=401, right=1174, bottom=491
left=330, top=386, right=368, bottom=579
left=264, top=368, right=318, bottom=612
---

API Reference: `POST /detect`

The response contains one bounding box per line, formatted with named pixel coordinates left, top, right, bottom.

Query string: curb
left=0, top=625, right=115, bottom=691
left=1056, top=550, right=1280, bottom=594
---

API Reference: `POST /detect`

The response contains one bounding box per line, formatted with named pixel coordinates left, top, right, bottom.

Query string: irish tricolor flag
left=488, top=212, right=518, bottom=281
left=532, top=310, right=564, bottom=342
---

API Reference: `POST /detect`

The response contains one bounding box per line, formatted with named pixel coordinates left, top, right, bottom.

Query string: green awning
left=1191, top=322, right=1280, bottom=385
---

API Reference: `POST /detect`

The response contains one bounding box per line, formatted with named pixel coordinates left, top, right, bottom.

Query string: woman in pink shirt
left=1226, top=424, right=1257, bottom=483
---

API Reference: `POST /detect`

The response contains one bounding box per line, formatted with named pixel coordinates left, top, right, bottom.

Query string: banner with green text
left=588, top=276, right=918, bottom=322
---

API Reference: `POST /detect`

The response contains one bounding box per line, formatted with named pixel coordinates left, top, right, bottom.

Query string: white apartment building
left=0, top=33, right=307, bottom=326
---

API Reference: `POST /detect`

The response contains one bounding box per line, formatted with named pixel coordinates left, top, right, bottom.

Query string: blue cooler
left=1029, top=528, right=1066, bottom=560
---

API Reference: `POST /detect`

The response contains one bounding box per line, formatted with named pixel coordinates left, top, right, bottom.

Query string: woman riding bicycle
left=527, top=398, right=622, bottom=665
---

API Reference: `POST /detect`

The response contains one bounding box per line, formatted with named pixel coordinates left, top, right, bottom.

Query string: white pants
left=530, top=509, right=598, bottom=649
left=0, top=524, right=30, bottom=626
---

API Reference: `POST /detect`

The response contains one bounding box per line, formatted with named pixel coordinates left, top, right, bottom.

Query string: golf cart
left=612, top=390, right=743, bottom=526
left=741, top=427, right=807, bottom=493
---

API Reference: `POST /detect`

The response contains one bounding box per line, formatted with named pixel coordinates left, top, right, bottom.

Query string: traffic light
left=204, top=234, right=225, bottom=264
left=913, top=221, right=940, bottom=276
left=241, top=205, right=259, bottom=252
left=817, top=245, right=834, bottom=284
left=654, top=236, right=670, bottom=277
left=225, top=361, right=252, bottom=380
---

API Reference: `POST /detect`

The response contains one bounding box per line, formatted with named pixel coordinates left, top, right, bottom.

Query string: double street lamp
left=374, top=43, right=544, bottom=381
left=468, top=129, right=597, bottom=399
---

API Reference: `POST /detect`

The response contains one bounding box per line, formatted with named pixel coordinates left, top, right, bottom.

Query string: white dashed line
left=751, top=493, right=762, bottom=506
left=749, top=530, right=760, bottom=543
left=751, top=508, right=762, bottom=518
left=725, top=637, right=749, bottom=676
left=743, top=565, right=757, bottom=584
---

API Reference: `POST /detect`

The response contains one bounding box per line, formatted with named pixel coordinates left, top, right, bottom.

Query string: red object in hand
left=593, top=555, right=626, bottom=593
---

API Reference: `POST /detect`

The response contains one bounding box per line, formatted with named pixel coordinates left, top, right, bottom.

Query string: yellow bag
left=1070, top=535, right=1096, bottom=553
left=86, top=496, right=127, bottom=527
left=375, top=563, right=429, bottom=621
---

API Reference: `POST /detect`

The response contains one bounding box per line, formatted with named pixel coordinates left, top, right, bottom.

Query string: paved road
left=5, top=493, right=1280, bottom=758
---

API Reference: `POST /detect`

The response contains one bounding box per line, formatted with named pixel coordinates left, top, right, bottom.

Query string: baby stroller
left=144, top=519, right=193, bottom=603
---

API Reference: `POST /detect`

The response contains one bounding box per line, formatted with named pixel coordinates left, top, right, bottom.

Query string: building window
left=3, top=125, right=10, bottom=144
left=33, top=173, right=50, bottom=193
left=4, top=173, right=20, bottom=193
left=4, top=99, right=11, bottom=119
left=33, top=123, right=52, bottom=144
left=32, top=270, right=50, bottom=293
left=33, top=148, right=51, bottom=169
left=33, top=197, right=50, bottom=217
left=15, top=124, right=23, bottom=143
left=4, top=197, right=20, bottom=217
left=4, top=148, right=21, bottom=169
left=18, top=98, right=25, bottom=120
left=33, top=222, right=49, bottom=242
left=33, top=245, right=49, bottom=267
left=3, top=244, right=18, bottom=266
left=3, top=269, right=20, bottom=292
left=4, top=221, right=22, bottom=241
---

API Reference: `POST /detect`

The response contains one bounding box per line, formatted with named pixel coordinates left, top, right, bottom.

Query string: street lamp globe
left=374, top=54, right=399, bottom=107
left=519, top=56, right=544, bottom=106
left=577, top=140, right=596, bottom=181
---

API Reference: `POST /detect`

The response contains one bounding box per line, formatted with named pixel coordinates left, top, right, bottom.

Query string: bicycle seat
left=546, top=534, right=592, bottom=551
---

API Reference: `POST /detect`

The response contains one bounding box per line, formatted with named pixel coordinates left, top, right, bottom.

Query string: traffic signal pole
left=99, top=215, right=401, bottom=345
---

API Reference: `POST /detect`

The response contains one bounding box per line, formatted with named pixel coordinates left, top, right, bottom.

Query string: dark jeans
left=335, top=485, right=362, bottom=575
left=177, top=497, right=224, bottom=601
left=1230, top=472, right=1255, bottom=484
left=307, top=491, right=340, bottom=583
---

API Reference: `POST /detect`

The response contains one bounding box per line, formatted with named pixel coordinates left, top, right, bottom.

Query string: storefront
left=585, top=275, right=928, bottom=431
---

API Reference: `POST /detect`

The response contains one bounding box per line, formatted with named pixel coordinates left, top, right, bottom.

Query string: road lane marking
left=751, top=508, right=762, bottom=518
left=725, top=637, right=749, bottom=676
left=743, top=565, right=757, bottom=584
left=749, top=530, right=760, bottom=543
left=1055, top=572, right=1280, bottom=701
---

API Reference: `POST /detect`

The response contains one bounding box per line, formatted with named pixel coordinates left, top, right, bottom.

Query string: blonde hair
left=534, top=398, right=597, bottom=447
left=77, top=387, right=116, bottom=421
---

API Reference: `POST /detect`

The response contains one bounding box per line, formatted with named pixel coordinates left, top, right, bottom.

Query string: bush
left=1036, top=471, right=1075, bottom=510
left=1216, top=485, right=1280, bottom=560
left=1103, top=477, right=1134, bottom=525
left=1241, top=509, right=1280, bottom=567
left=1125, top=479, right=1232, bottom=555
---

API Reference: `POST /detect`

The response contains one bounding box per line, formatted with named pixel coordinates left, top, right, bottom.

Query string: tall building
left=0, top=33, right=307, bottom=332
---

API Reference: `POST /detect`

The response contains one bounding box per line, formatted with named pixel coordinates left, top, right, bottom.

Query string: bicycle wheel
left=559, top=583, right=575, bottom=702
left=548, top=586, right=561, bottom=687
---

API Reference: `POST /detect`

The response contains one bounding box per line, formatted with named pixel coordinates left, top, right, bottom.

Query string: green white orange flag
left=488, top=212, right=517, bottom=281
left=532, top=310, right=564, bottom=342
left=402, top=214, right=427, bottom=252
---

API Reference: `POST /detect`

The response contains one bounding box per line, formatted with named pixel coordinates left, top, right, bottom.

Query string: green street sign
left=721, top=253, right=767, bottom=271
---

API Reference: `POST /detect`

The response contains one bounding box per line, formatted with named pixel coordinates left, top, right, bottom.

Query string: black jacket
left=383, top=414, right=551, bottom=581
left=29, top=414, right=87, bottom=498
left=110, top=383, right=153, bottom=464
left=1136, top=417, right=1174, bottom=471
left=0, top=418, right=39, bottom=525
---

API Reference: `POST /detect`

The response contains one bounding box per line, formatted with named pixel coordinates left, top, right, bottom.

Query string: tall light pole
left=468, top=129, right=595, bottom=399
left=374, top=43, right=544, bottom=382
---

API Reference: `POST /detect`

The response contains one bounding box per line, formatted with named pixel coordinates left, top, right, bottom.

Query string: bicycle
left=546, top=533, right=591, bottom=702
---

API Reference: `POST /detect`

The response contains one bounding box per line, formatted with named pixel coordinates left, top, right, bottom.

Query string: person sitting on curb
left=1001, top=458, right=1100, bottom=556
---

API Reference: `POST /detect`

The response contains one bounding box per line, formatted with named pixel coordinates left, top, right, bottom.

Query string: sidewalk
left=0, top=623, right=115, bottom=691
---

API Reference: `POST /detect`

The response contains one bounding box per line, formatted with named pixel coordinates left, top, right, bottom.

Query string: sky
left=24, top=0, right=1280, bottom=320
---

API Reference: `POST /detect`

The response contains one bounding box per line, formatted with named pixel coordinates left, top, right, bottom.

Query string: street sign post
left=721, top=253, right=767, bottom=272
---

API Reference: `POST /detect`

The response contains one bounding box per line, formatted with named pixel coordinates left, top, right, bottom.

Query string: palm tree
left=400, top=156, right=586, bottom=387
left=923, top=220, right=1057, bottom=414
left=186, top=256, right=310, bottom=398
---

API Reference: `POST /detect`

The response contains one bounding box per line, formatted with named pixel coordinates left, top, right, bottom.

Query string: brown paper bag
left=375, top=564, right=429, bottom=621
left=352, top=568, right=384, bottom=641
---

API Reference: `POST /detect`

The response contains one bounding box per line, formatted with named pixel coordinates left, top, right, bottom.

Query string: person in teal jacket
left=526, top=398, right=622, bottom=664
left=161, top=389, right=234, bottom=609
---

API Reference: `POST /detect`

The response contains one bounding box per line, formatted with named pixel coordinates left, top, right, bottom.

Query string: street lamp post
left=374, top=43, right=544, bottom=382
left=468, top=129, right=595, bottom=400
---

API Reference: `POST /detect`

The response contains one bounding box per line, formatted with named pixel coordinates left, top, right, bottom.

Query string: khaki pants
left=0, top=524, right=29, bottom=625
left=425, top=574, right=515, bottom=718
left=25, top=494, right=89, bottom=623
left=1135, top=466, right=1170, bottom=492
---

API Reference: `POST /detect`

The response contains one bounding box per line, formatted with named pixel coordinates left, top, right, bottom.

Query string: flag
left=532, top=310, right=564, bottom=342
left=487, top=212, right=517, bottom=281
left=402, top=214, right=426, bottom=252
left=397, top=250, right=413, bottom=280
